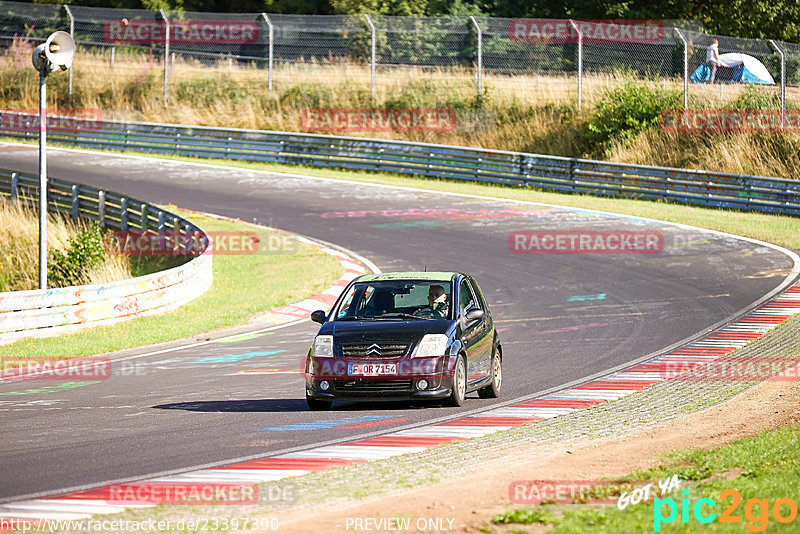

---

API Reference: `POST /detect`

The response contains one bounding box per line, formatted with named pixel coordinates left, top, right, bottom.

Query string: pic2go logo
left=654, top=489, right=799, bottom=532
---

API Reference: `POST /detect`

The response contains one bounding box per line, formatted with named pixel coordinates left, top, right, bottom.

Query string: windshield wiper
left=335, top=316, right=376, bottom=321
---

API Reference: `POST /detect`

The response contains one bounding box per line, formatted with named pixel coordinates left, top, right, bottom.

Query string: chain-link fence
left=1, top=1, right=798, bottom=115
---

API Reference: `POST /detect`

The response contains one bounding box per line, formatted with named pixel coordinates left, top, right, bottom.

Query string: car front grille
left=340, top=343, right=409, bottom=359
left=332, top=380, right=414, bottom=393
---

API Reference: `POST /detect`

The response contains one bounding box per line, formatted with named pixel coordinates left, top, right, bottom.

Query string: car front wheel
left=446, top=355, right=467, bottom=407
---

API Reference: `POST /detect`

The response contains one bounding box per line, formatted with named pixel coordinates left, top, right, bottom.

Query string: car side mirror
left=464, top=308, right=484, bottom=322
left=310, top=310, right=327, bottom=324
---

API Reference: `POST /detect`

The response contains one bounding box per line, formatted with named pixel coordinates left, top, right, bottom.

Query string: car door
left=465, top=277, right=493, bottom=383
left=459, top=278, right=491, bottom=386
left=468, top=277, right=494, bottom=381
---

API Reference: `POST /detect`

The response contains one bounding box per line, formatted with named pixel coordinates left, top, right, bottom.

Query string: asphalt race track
left=0, top=143, right=796, bottom=502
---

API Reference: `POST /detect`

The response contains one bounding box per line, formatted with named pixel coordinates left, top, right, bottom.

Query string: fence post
left=110, top=46, right=115, bottom=70
left=364, top=14, right=376, bottom=104
left=98, top=190, right=106, bottom=227
left=71, top=184, right=79, bottom=219
left=160, top=9, right=170, bottom=107
left=120, top=197, right=129, bottom=231
left=141, top=203, right=148, bottom=231
left=261, top=13, right=274, bottom=96
left=675, top=29, right=689, bottom=110
left=10, top=173, right=18, bottom=203
left=769, top=40, right=786, bottom=129
left=470, top=16, right=483, bottom=106
left=63, top=5, right=74, bottom=100
left=569, top=20, right=582, bottom=110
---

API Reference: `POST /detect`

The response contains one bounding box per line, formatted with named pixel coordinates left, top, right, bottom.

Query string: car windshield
left=335, top=280, right=452, bottom=320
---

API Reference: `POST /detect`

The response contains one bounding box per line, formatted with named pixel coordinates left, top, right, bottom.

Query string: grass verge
left=0, top=207, right=344, bottom=359
left=488, top=424, right=800, bottom=533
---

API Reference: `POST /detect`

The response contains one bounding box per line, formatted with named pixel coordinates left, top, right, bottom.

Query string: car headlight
left=313, top=335, right=334, bottom=358
left=412, top=334, right=449, bottom=358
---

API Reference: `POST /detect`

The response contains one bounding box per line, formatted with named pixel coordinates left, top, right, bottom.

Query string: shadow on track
left=153, top=399, right=307, bottom=412
left=153, top=399, right=445, bottom=412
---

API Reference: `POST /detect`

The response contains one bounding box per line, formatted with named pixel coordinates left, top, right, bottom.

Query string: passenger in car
left=369, top=289, right=395, bottom=315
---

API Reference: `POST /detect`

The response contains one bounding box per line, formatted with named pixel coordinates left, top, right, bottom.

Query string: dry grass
left=0, top=200, right=134, bottom=291
left=610, top=129, right=800, bottom=178
left=0, top=201, right=77, bottom=291
left=1, top=38, right=799, bottom=177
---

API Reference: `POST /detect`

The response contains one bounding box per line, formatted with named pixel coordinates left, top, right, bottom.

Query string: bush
left=727, top=85, right=780, bottom=110
left=586, top=80, right=682, bottom=156
left=48, top=223, right=108, bottom=288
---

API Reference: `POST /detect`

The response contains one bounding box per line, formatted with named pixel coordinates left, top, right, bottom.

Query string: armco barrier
left=1, top=112, right=799, bottom=216
left=0, top=168, right=213, bottom=344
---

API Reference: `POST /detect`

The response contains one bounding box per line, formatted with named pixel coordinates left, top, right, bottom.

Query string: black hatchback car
left=304, top=272, right=502, bottom=410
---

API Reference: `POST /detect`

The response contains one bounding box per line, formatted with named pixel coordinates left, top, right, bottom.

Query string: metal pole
left=64, top=5, right=74, bottom=100
left=569, top=20, right=582, bottom=110
left=365, top=14, right=376, bottom=104
left=38, top=67, right=48, bottom=290
left=470, top=16, right=482, bottom=106
left=675, top=29, right=689, bottom=110
left=769, top=40, right=786, bottom=129
left=160, top=9, right=170, bottom=106
left=261, top=13, right=274, bottom=95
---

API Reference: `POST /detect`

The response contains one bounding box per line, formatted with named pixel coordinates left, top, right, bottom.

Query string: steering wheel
left=414, top=306, right=440, bottom=318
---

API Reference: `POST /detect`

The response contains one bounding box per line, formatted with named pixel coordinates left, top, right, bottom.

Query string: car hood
left=321, top=319, right=453, bottom=344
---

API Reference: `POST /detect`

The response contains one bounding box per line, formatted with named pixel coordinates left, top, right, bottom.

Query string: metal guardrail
left=1, top=112, right=798, bottom=216
left=0, top=168, right=213, bottom=344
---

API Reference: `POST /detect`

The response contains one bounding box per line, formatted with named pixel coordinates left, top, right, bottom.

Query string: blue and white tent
left=690, top=53, right=775, bottom=85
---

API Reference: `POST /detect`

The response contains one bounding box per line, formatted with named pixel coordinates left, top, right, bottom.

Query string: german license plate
left=348, top=363, right=397, bottom=376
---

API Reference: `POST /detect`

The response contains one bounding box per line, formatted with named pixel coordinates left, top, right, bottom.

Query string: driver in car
left=415, top=285, right=449, bottom=318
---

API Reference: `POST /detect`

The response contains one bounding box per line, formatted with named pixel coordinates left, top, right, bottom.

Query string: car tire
left=306, top=395, right=332, bottom=411
left=446, top=355, right=467, bottom=407
left=478, top=347, right=501, bottom=399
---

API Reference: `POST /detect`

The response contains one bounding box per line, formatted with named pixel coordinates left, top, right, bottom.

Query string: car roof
left=357, top=271, right=459, bottom=282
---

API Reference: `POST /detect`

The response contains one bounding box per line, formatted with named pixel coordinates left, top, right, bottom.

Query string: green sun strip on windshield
left=357, top=272, right=457, bottom=282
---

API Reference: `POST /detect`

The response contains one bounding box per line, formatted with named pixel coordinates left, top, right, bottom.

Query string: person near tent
left=705, top=39, right=721, bottom=83
left=690, top=53, right=775, bottom=85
